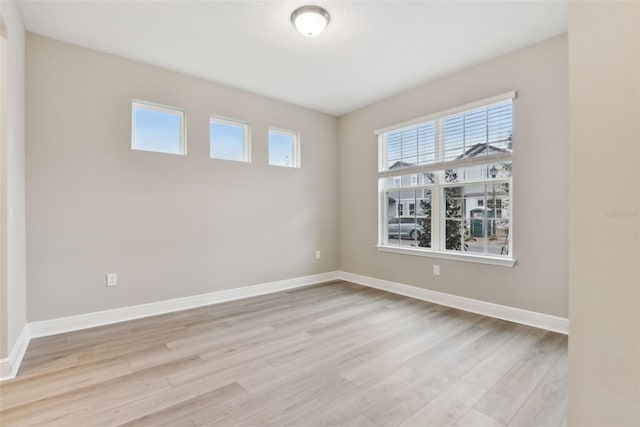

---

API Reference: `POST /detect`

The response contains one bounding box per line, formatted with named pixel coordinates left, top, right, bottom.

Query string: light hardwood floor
left=0, top=281, right=567, bottom=426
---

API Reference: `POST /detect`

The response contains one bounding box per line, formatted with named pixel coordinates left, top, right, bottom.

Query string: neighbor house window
left=376, top=92, right=515, bottom=265
left=210, top=116, right=250, bottom=162
left=132, top=101, right=185, bottom=155
left=268, top=128, right=300, bottom=168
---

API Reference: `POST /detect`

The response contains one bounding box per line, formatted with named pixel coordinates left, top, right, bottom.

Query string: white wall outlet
left=106, top=273, right=118, bottom=287
left=433, top=265, right=440, bottom=276
left=315, top=250, right=321, bottom=260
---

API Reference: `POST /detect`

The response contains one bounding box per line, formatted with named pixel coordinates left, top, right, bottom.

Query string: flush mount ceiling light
left=291, top=5, right=330, bottom=37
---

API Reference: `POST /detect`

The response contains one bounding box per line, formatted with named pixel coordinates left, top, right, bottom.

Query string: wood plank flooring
left=0, top=281, right=567, bottom=426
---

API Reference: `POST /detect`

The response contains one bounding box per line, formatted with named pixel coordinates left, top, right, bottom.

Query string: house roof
left=456, top=142, right=509, bottom=160
left=388, top=161, right=416, bottom=170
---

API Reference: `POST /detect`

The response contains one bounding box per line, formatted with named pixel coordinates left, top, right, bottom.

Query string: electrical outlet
left=433, top=265, right=440, bottom=276
left=106, top=273, right=118, bottom=287
left=315, top=250, right=321, bottom=260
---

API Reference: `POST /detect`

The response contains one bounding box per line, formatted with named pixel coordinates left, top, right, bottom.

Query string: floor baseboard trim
left=3, top=269, right=566, bottom=381
left=0, top=359, right=9, bottom=379
left=0, top=324, right=31, bottom=381
left=29, top=271, right=340, bottom=339
left=337, top=271, right=569, bottom=334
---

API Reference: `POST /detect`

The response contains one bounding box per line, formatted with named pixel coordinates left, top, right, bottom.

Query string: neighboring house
left=386, top=160, right=434, bottom=219
left=450, top=142, right=511, bottom=221
left=386, top=142, right=511, bottom=226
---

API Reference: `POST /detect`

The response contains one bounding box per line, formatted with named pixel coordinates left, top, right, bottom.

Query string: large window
left=210, top=116, right=250, bottom=162
left=268, top=128, right=300, bottom=168
left=132, top=101, right=185, bottom=155
left=377, top=92, right=515, bottom=265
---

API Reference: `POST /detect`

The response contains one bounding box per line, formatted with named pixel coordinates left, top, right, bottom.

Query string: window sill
left=376, top=245, right=516, bottom=267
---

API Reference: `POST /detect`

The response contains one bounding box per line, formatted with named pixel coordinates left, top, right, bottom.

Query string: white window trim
left=378, top=152, right=513, bottom=178
left=131, top=100, right=186, bottom=155
left=376, top=244, right=516, bottom=267
left=209, top=115, right=251, bottom=163
left=268, top=127, right=301, bottom=168
left=376, top=92, right=516, bottom=266
left=379, top=177, right=514, bottom=267
left=374, top=91, right=516, bottom=136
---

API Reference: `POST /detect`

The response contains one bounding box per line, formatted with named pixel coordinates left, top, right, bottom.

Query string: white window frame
left=268, top=127, right=301, bottom=168
left=131, top=100, right=186, bottom=155
left=209, top=115, right=251, bottom=162
left=375, top=92, right=516, bottom=267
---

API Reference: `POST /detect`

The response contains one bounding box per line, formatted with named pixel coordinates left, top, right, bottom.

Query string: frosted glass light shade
left=291, top=5, right=330, bottom=37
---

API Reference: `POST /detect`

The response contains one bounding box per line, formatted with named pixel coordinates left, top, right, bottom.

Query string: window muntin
left=210, top=117, right=250, bottom=162
left=377, top=94, right=514, bottom=262
left=269, top=128, right=300, bottom=168
left=132, top=101, right=185, bottom=155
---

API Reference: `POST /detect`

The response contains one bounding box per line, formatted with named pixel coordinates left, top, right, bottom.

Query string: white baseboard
left=0, top=360, right=9, bottom=379
left=337, top=271, right=569, bottom=334
left=0, top=324, right=31, bottom=381
left=2, top=268, right=567, bottom=381
left=29, top=271, right=340, bottom=339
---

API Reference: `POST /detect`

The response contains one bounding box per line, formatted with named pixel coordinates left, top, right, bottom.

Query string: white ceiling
left=18, top=1, right=567, bottom=116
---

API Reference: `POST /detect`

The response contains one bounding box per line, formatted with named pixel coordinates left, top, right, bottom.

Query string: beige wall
left=0, top=0, right=26, bottom=360
left=568, top=2, right=640, bottom=425
left=25, top=34, right=338, bottom=321
left=338, top=35, right=569, bottom=318
left=0, top=12, right=7, bottom=360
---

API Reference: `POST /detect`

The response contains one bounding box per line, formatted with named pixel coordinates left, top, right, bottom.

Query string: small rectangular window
left=132, top=101, right=185, bottom=155
left=210, top=117, right=250, bottom=162
left=269, top=128, right=300, bottom=168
